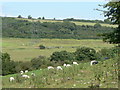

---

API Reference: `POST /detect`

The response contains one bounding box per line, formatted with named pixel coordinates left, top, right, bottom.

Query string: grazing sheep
left=20, top=70, right=24, bottom=74
left=63, top=64, right=67, bottom=67
left=31, top=73, right=35, bottom=76
left=9, top=77, right=15, bottom=82
left=66, top=64, right=71, bottom=67
left=90, top=60, right=98, bottom=66
left=47, top=66, right=54, bottom=70
left=25, top=70, right=28, bottom=73
left=22, top=75, right=30, bottom=78
left=57, top=66, right=63, bottom=70
left=73, top=62, right=78, bottom=65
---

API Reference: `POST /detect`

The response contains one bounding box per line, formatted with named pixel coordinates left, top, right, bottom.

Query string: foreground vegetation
left=2, top=57, right=118, bottom=88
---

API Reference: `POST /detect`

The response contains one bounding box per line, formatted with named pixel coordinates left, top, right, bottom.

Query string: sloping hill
left=2, top=58, right=118, bottom=88
left=2, top=17, right=115, bottom=39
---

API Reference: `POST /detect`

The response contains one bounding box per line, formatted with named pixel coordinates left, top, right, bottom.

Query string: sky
left=1, top=1, right=108, bottom=20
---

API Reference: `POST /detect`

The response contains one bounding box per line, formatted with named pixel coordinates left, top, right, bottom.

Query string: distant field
left=2, top=38, right=115, bottom=61
left=16, top=18, right=118, bottom=28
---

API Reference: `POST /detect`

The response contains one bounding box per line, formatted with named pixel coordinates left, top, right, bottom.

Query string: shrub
left=15, top=61, right=32, bottom=72
left=39, top=45, right=46, bottom=49
left=74, top=47, right=98, bottom=61
left=2, top=53, right=16, bottom=75
left=31, top=56, right=49, bottom=69
left=98, top=47, right=119, bottom=60
left=50, top=50, right=75, bottom=61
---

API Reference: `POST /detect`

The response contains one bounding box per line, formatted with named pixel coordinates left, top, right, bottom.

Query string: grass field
left=16, top=18, right=118, bottom=28
left=2, top=38, right=115, bottom=61
left=2, top=57, right=118, bottom=88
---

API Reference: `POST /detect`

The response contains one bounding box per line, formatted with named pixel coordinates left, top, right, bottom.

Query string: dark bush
left=74, top=47, right=98, bottom=61
left=39, top=45, right=46, bottom=49
left=31, top=56, right=49, bottom=69
left=50, top=50, right=75, bottom=61
left=2, top=53, right=17, bottom=75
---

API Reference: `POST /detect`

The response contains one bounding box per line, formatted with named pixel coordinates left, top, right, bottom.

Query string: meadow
left=2, top=57, right=118, bottom=88
left=2, top=38, right=115, bottom=61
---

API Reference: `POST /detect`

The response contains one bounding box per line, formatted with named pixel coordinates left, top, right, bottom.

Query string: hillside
left=2, top=58, right=118, bottom=88
left=2, top=17, right=115, bottom=39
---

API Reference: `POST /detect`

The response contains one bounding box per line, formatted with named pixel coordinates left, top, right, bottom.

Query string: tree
left=18, top=15, right=22, bottom=18
left=74, top=47, right=98, bottom=61
left=50, top=51, right=75, bottom=61
left=38, top=17, right=41, bottom=19
left=42, top=17, right=45, bottom=20
left=2, top=53, right=16, bottom=75
left=28, top=15, right=32, bottom=19
left=102, top=1, right=120, bottom=46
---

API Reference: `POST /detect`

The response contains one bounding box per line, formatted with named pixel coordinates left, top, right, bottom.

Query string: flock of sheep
left=9, top=60, right=98, bottom=82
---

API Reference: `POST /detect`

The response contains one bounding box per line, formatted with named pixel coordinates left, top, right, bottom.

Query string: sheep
left=90, top=60, right=98, bottom=66
left=47, top=66, right=54, bottom=70
left=66, top=64, right=71, bottom=67
left=73, top=62, right=78, bottom=65
left=31, top=73, right=35, bottom=76
left=20, top=70, right=24, bottom=74
left=63, top=64, right=67, bottom=67
left=22, top=75, right=30, bottom=78
left=9, top=77, right=15, bottom=82
left=57, top=66, right=63, bottom=70
left=25, top=70, right=28, bottom=73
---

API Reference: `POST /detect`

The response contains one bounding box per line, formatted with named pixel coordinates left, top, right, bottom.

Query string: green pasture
left=2, top=38, right=115, bottom=61
left=2, top=58, right=118, bottom=88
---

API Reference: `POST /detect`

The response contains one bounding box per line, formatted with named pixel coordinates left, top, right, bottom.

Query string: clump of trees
left=50, top=46, right=118, bottom=62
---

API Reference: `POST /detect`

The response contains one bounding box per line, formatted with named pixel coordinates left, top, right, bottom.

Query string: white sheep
left=57, top=66, right=63, bottom=70
left=73, top=62, right=78, bottom=65
left=90, top=60, right=98, bottom=66
left=22, top=75, right=30, bottom=78
left=66, top=64, right=71, bottom=67
left=20, top=70, right=24, bottom=74
left=63, top=64, right=67, bottom=67
left=47, top=66, right=54, bottom=70
left=9, top=77, right=15, bottom=82
left=25, top=70, right=28, bottom=73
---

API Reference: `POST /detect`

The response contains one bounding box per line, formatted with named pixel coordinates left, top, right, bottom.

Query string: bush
left=15, top=61, right=32, bottom=72
left=50, top=50, right=75, bottom=61
left=31, top=56, right=49, bottom=69
left=74, top=47, right=98, bottom=61
left=2, top=53, right=17, bottom=75
left=39, top=45, right=46, bottom=49
left=98, top=47, right=119, bottom=60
